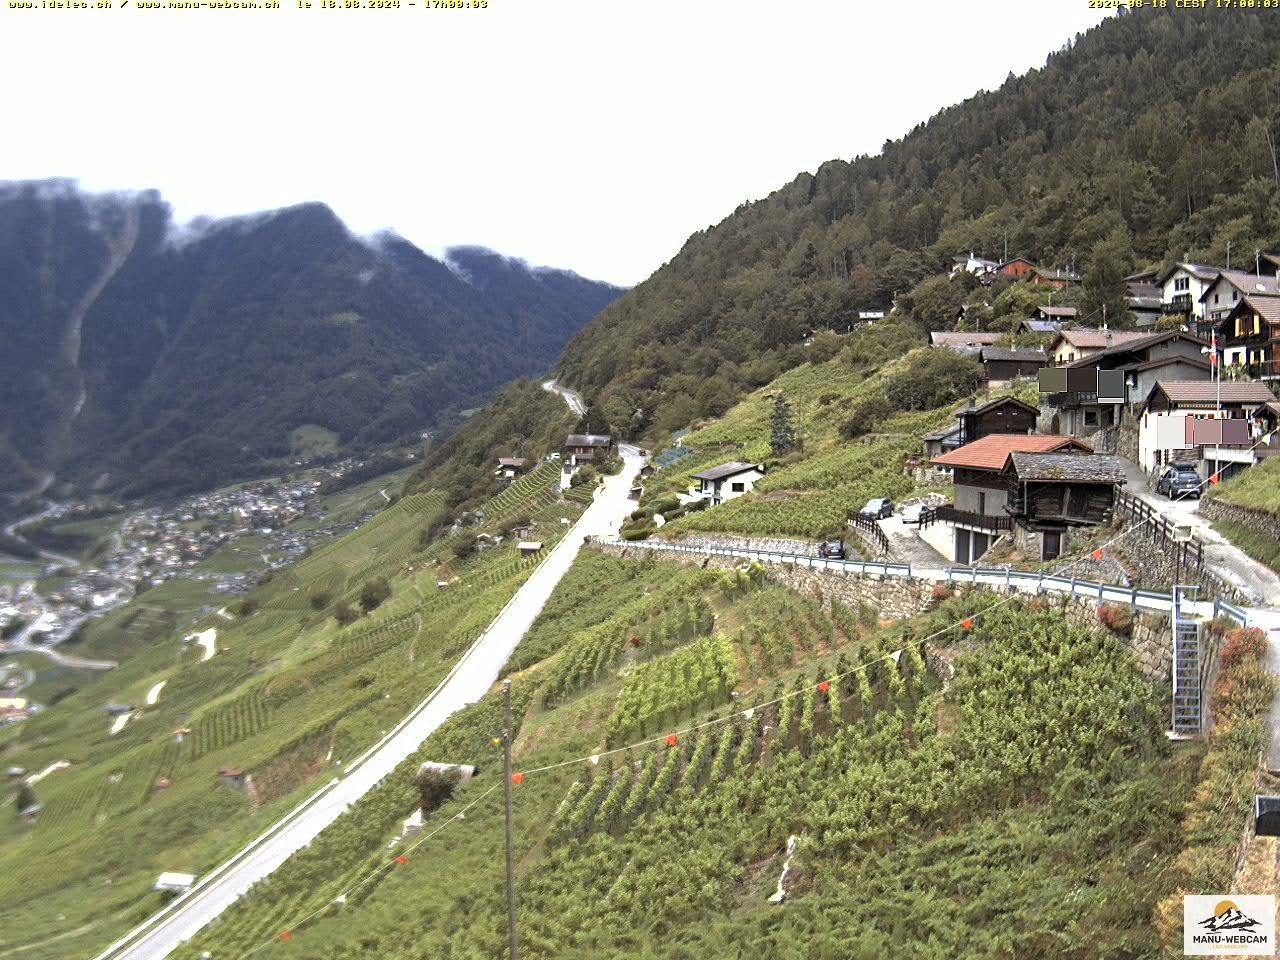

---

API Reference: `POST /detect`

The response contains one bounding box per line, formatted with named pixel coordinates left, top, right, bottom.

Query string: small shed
left=216, top=768, right=245, bottom=789
left=154, top=872, right=197, bottom=894
left=1003, top=452, right=1125, bottom=528
left=518, top=541, right=543, bottom=556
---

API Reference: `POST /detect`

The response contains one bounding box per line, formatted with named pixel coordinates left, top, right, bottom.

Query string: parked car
left=899, top=503, right=924, bottom=525
left=1156, top=463, right=1201, bottom=500
left=859, top=497, right=894, bottom=520
left=818, top=540, right=845, bottom=559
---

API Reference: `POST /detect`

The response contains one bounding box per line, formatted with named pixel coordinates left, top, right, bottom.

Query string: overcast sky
left=2, top=1, right=1109, bottom=287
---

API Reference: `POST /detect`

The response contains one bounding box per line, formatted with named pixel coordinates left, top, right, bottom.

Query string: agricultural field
left=0, top=465, right=575, bottom=960
left=164, top=548, right=1265, bottom=960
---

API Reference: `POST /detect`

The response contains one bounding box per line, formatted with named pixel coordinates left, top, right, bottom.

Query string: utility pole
left=1227, top=239, right=1232, bottom=271
left=502, top=680, right=519, bottom=960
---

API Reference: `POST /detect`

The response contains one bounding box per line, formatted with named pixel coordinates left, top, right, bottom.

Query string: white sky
left=1, top=1, right=1109, bottom=287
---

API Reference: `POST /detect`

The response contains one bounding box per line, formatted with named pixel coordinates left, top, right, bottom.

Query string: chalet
left=1125, top=283, right=1164, bottom=329
left=494, top=457, right=528, bottom=480
left=998, top=257, right=1037, bottom=280
left=1217, top=295, right=1280, bottom=380
left=979, top=346, right=1045, bottom=382
left=1029, top=305, right=1077, bottom=328
left=1029, top=265, right=1080, bottom=289
left=1137, top=380, right=1280, bottom=480
left=1002, top=452, right=1125, bottom=561
left=563, top=434, right=612, bottom=466
left=922, top=425, right=962, bottom=462
left=956, top=396, right=1039, bottom=445
left=1158, top=262, right=1222, bottom=325
left=691, top=462, right=766, bottom=506
left=1045, top=331, right=1210, bottom=438
left=1199, top=266, right=1280, bottom=328
left=930, top=434, right=1092, bottom=564
left=929, top=331, right=1002, bottom=356
left=1048, top=329, right=1150, bottom=366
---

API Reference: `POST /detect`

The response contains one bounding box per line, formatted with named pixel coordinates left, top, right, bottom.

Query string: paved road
left=1117, top=458, right=1280, bottom=606
left=878, top=514, right=949, bottom=568
left=542, top=379, right=586, bottom=418
left=96, top=450, right=645, bottom=960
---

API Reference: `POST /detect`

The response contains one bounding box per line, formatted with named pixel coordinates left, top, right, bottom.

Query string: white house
left=691, top=462, right=766, bottom=506
left=1198, top=268, right=1280, bottom=328
left=950, top=253, right=999, bottom=281
left=1158, top=263, right=1222, bottom=321
left=1136, top=380, right=1280, bottom=477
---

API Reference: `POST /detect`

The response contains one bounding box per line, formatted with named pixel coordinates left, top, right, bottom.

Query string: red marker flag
left=1091, top=549, right=1102, bottom=561
left=279, top=931, right=292, bottom=941
left=665, top=734, right=677, bottom=746
left=395, top=854, right=407, bottom=865
left=818, top=681, right=829, bottom=693
left=511, top=772, right=523, bottom=785
left=961, top=618, right=973, bottom=631
left=1209, top=473, right=1220, bottom=485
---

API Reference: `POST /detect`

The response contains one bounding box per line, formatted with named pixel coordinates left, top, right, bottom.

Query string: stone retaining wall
left=1201, top=496, right=1280, bottom=545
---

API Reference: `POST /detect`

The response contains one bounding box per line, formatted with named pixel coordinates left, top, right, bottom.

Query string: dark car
left=1156, top=464, right=1201, bottom=500
left=818, top=540, right=845, bottom=559
left=859, top=497, right=894, bottom=520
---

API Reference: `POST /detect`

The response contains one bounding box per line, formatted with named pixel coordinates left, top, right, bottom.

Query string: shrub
left=840, top=389, right=894, bottom=440
left=1220, top=626, right=1267, bottom=669
left=359, top=577, right=391, bottom=612
left=414, top=766, right=461, bottom=813
left=309, top=590, right=332, bottom=611
left=1097, top=603, right=1134, bottom=636
left=334, top=602, right=358, bottom=626
left=930, top=583, right=952, bottom=601
left=883, top=349, right=982, bottom=411
left=236, top=598, right=258, bottom=617
left=621, top=524, right=655, bottom=542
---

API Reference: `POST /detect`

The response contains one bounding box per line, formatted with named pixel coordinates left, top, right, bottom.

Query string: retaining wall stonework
left=595, top=543, right=1174, bottom=681
left=1201, top=497, right=1280, bottom=545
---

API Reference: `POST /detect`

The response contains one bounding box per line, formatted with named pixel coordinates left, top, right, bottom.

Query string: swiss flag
left=961, top=618, right=973, bottom=631
left=511, top=772, right=523, bottom=785
left=665, top=734, right=677, bottom=746
left=818, top=681, right=830, bottom=693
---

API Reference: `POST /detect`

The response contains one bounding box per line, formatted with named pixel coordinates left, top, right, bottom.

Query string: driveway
left=1117, top=457, right=1280, bottom=606
left=97, top=450, right=646, bottom=960
left=878, top=514, right=949, bottom=570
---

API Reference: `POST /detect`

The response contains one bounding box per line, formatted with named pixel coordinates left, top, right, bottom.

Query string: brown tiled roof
left=1200, top=269, right=1280, bottom=300
left=1149, top=380, right=1279, bottom=405
left=1062, top=330, right=1207, bottom=368
left=1055, top=329, right=1150, bottom=350
left=965, top=395, right=1041, bottom=416
left=1005, top=452, right=1125, bottom=484
left=1224, top=295, right=1280, bottom=327
left=496, top=457, right=528, bottom=467
left=1039, top=306, right=1078, bottom=318
left=930, top=434, right=1092, bottom=471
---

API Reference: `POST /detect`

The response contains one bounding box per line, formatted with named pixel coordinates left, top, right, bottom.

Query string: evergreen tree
left=770, top=393, right=798, bottom=457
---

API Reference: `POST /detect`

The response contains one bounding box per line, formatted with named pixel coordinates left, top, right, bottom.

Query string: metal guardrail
left=600, top=537, right=1188, bottom=614
left=1213, top=596, right=1250, bottom=627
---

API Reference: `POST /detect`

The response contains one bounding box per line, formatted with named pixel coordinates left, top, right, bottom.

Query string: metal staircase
left=1172, top=618, right=1202, bottom=736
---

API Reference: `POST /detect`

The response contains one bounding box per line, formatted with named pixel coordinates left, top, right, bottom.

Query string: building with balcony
left=930, top=433, right=1092, bottom=564
left=1215, top=295, right=1280, bottom=381
left=1137, top=379, right=1280, bottom=480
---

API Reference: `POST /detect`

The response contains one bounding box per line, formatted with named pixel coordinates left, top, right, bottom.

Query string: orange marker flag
left=818, top=681, right=829, bottom=693
left=665, top=734, right=677, bottom=746
left=1091, top=549, right=1102, bottom=561
left=279, top=931, right=292, bottom=941
left=1209, top=473, right=1220, bottom=485
left=395, top=854, right=407, bottom=865
left=961, top=618, right=973, bottom=631
left=511, top=772, right=523, bottom=785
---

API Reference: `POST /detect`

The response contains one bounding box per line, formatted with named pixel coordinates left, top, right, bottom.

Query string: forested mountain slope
left=0, top=182, right=621, bottom=498
left=556, top=7, right=1280, bottom=437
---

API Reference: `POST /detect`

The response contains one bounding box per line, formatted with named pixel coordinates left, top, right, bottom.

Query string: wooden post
left=502, top=680, right=519, bottom=960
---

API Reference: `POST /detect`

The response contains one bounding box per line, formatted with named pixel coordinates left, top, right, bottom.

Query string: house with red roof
left=930, top=434, right=1092, bottom=563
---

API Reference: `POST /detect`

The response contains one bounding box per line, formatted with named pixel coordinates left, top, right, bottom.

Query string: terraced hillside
left=0, top=466, right=575, bottom=960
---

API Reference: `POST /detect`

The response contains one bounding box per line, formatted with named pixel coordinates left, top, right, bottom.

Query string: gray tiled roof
left=691, top=461, right=763, bottom=482
left=1006, top=452, right=1125, bottom=483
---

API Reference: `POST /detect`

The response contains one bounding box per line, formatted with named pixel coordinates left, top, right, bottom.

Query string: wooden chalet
left=1216, top=295, right=1280, bottom=382
left=1002, top=452, right=1125, bottom=560
left=979, top=346, right=1046, bottom=382
left=563, top=434, right=612, bottom=465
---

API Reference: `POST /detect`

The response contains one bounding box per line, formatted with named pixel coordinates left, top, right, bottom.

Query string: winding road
left=542, top=379, right=586, bottom=418
left=95, top=443, right=644, bottom=959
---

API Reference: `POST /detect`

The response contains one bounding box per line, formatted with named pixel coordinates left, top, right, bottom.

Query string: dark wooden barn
left=1003, top=452, right=1125, bottom=528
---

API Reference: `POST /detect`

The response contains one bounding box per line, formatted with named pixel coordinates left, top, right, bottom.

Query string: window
left=977, top=492, right=986, bottom=514
left=1234, top=290, right=1240, bottom=302
left=1214, top=293, right=1219, bottom=304
left=730, top=482, right=745, bottom=493
left=1084, top=410, right=1099, bottom=426
left=1175, top=277, right=1189, bottom=292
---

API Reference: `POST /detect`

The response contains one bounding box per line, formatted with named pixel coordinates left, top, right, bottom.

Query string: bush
left=334, top=602, right=358, bottom=627
left=309, top=590, right=332, bottom=611
left=236, top=598, right=258, bottom=617
left=359, top=577, right=391, bottom=613
left=1098, top=603, right=1134, bottom=636
left=930, top=583, right=952, bottom=601
left=1220, top=626, right=1267, bottom=669
left=415, top=766, right=462, bottom=813
left=840, top=389, right=894, bottom=440
left=621, top=523, right=655, bottom=541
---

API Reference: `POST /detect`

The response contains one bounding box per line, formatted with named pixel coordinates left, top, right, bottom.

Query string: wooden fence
left=1114, top=490, right=1204, bottom=573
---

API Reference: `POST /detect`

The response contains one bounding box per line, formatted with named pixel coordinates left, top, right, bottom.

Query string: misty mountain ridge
left=0, top=181, right=621, bottom=499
